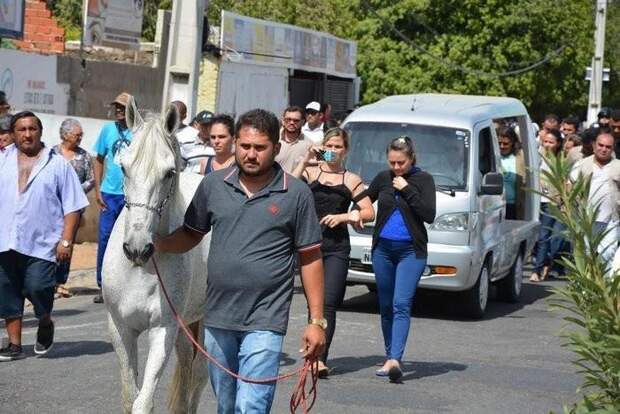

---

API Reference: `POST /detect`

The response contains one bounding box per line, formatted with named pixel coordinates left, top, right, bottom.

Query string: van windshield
left=344, top=122, right=470, bottom=190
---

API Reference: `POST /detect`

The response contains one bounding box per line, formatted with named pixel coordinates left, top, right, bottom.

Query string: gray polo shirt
left=184, top=164, right=322, bottom=334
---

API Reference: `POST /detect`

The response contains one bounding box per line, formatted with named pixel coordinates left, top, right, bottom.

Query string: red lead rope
left=151, top=257, right=319, bottom=413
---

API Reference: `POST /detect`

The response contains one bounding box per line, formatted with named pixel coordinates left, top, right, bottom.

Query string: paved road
left=1, top=272, right=581, bottom=413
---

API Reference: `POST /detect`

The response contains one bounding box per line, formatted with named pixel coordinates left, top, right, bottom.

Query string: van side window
left=478, top=127, right=496, bottom=176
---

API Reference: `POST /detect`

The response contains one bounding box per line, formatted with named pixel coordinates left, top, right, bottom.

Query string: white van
left=342, top=94, right=540, bottom=318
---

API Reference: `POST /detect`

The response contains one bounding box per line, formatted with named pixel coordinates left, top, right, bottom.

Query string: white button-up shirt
left=176, top=125, right=215, bottom=173
left=0, top=145, right=89, bottom=263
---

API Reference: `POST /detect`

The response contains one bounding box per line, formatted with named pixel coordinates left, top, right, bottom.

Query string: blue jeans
left=96, top=192, right=125, bottom=288
left=204, top=327, right=284, bottom=414
left=534, top=203, right=565, bottom=273
left=372, top=238, right=426, bottom=361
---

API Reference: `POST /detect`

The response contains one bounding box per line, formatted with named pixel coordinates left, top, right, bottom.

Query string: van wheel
left=497, top=252, right=523, bottom=303
left=461, top=263, right=489, bottom=319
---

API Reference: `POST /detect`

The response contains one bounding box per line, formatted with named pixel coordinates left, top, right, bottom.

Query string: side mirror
left=481, top=172, right=503, bottom=195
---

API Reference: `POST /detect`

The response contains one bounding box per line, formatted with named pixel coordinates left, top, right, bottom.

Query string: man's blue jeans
left=372, top=238, right=426, bottom=361
left=204, top=327, right=284, bottom=414
left=96, top=193, right=125, bottom=288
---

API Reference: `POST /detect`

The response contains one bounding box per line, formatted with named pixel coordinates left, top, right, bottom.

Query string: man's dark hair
left=497, top=126, right=521, bottom=154
left=562, top=116, right=580, bottom=129
left=283, top=105, right=304, bottom=117
left=0, top=91, right=7, bottom=105
left=211, top=114, right=235, bottom=136
left=544, top=114, right=561, bottom=124
left=320, top=102, right=331, bottom=113
left=610, top=109, right=620, bottom=122
left=10, top=111, right=43, bottom=132
left=235, top=109, right=280, bottom=145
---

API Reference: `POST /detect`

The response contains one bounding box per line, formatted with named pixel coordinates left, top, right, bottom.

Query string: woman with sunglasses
left=292, top=127, right=374, bottom=377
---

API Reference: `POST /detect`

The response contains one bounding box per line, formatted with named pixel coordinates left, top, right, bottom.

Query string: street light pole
left=586, top=0, right=607, bottom=125
left=161, top=0, right=208, bottom=119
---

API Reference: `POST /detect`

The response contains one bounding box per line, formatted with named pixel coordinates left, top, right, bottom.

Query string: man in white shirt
left=301, top=101, right=324, bottom=144
left=572, top=130, right=620, bottom=262
left=178, top=110, right=215, bottom=173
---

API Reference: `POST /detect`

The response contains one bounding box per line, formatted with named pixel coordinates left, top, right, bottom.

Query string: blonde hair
left=322, top=127, right=349, bottom=149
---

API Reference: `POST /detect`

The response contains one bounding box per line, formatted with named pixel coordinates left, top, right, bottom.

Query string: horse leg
left=131, top=326, right=175, bottom=414
left=108, top=314, right=139, bottom=414
left=188, top=320, right=209, bottom=413
left=168, top=324, right=195, bottom=414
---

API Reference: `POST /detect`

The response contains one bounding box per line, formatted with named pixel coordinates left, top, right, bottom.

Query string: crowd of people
left=497, top=109, right=620, bottom=282
left=1, top=88, right=618, bottom=411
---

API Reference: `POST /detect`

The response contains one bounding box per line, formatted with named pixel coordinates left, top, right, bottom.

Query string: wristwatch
left=60, top=239, right=73, bottom=248
left=308, top=317, right=328, bottom=330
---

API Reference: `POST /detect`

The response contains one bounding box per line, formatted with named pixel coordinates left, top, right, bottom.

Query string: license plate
left=361, top=247, right=372, bottom=265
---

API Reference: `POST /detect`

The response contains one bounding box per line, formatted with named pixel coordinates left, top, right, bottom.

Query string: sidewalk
left=64, top=242, right=99, bottom=295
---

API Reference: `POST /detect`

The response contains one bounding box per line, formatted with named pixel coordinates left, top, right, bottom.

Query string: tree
left=349, top=0, right=594, bottom=121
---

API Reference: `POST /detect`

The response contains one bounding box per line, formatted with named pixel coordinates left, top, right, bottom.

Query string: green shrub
left=540, top=154, right=620, bottom=413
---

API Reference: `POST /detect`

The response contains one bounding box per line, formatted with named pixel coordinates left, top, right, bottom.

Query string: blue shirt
left=379, top=195, right=413, bottom=241
left=92, top=122, right=132, bottom=195
left=500, top=154, right=517, bottom=204
left=0, top=145, right=90, bottom=263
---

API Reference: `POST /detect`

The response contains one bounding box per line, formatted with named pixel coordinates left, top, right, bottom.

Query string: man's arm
left=153, top=225, right=204, bottom=254
left=56, top=211, right=81, bottom=262
left=93, top=155, right=107, bottom=209
left=299, top=247, right=326, bottom=360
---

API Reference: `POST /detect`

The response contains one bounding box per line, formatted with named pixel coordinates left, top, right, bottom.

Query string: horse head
left=120, top=98, right=181, bottom=266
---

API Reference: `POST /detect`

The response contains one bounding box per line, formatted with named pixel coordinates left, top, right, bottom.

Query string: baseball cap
left=305, top=101, right=321, bottom=113
left=193, top=110, right=215, bottom=124
left=0, top=114, right=10, bottom=132
left=598, top=107, right=612, bottom=119
left=110, top=92, right=132, bottom=107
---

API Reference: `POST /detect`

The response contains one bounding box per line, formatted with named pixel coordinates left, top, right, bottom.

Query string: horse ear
left=125, top=96, right=143, bottom=130
left=162, top=104, right=180, bottom=136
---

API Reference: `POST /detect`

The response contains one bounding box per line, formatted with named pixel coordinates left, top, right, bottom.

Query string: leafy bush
left=540, top=154, right=620, bottom=413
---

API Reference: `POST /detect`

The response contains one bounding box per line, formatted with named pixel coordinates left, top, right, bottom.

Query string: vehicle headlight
left=429, top=212, right=471, bottom=232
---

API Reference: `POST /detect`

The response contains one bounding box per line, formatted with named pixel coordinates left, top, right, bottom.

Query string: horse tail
left=168, top=320, right=201, bottom=413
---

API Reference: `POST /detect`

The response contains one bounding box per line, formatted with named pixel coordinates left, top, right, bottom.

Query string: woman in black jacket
left=355, top=136, right=436, bottom=382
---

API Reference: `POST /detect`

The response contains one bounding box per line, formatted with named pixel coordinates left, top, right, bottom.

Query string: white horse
left=102, top=100, right=210, bottom=413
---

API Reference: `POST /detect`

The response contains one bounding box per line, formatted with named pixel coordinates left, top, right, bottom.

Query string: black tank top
left=308, top=169, right=357, bottom=253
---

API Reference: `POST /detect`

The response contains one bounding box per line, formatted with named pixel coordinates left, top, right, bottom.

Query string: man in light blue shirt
left=0, top=112, right=89, bottom=361
left=92, top=92, right=133, bottom=303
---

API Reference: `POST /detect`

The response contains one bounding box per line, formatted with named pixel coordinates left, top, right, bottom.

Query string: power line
left=361, top=0, right=567, bottom=78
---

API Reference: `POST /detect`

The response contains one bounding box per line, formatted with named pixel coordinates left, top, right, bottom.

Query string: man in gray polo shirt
left=154, top=108, right=326, bottom=413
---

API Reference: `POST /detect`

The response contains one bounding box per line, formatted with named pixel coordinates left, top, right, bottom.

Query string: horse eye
left=165, top=169, right=176, bottom=179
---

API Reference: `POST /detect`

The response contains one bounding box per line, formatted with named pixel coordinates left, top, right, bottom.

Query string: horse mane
left=125, top=112, right=180, bottom=175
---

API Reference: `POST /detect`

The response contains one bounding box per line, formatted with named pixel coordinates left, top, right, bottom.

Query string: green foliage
left=539, top=154, right=620, bottom=413
left=603, top=1, right=620, bottom=111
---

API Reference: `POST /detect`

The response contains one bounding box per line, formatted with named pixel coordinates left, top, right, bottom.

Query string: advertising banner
left=0, top=0, right=24, bottom=39
left=83, top=0, right=143, bottom=49
left=0, top=49, right=69, bottom=114
left=221, top=11, right=357, bottom=79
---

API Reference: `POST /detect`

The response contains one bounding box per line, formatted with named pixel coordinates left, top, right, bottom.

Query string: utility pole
left=161, top=0, right=208, bottom=118
left=586, top=0, right=608, bottom=125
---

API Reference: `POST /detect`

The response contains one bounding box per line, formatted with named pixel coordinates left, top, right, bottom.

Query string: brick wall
left=13, top=0, right=65, bottom=54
